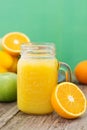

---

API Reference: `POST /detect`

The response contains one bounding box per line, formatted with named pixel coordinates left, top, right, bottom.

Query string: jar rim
left=21, top=42, right=56, bottom=58
left=21, top=42, right=55, bottom=48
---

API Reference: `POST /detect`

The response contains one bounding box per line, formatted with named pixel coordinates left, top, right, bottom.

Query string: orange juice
left=17, top=44, right=58, bottom=114
left=17, top=58, right=58, bottom=114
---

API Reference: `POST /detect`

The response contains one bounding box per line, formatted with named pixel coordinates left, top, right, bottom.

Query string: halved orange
left=51, top=82, right=86, bottom=119
left=2, top=32, right=31, bottom=56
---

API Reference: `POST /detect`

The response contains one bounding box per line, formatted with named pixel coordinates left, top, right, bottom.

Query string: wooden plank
left=0, top=111, right=68, bottom=130
left=1, top=110, right=87, bottom=130
left=0, top=102, right=16, bottom=117
left=0, top=103, right=19, bottom=129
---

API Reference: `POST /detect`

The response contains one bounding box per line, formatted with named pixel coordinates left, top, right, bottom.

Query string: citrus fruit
left=74, top=60, right=87, bottom=84
left=8, top=56, right=19, bottom=73
left=0, top=72, right=17, bottom=102
left=0, top=51, right=13, bottom=69
left=2, top=32, right=31, bottom=56
left=51, top=82, right=86, bottom=119
left=0, top=65, right=8, bottom=73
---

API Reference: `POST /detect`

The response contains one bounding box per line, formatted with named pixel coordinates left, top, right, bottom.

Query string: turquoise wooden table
left=0, top=84, right=87, bottom=130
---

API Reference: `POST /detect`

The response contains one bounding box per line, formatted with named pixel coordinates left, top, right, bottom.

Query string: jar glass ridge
left=20, top=43, right=56, bottom=59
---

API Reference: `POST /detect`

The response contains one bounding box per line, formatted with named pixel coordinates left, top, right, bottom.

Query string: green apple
left=0, top=72, right=17, bottom=102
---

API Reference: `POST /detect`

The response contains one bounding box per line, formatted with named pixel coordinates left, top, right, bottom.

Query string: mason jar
left=17, top=43, right=71, bottom=114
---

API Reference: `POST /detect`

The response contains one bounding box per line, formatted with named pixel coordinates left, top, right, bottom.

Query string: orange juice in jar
left=17, top=43, right=71, bottom=114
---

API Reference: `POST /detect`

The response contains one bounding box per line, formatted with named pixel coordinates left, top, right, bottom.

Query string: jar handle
left=59, top=62, right=72, bottom=82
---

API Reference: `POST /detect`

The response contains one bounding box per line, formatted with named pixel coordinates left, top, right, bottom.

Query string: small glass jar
left=17, top=43, right=71, bottom=114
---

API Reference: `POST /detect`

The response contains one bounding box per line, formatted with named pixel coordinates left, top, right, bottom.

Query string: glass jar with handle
left=17, top=43, right=72, bottom=114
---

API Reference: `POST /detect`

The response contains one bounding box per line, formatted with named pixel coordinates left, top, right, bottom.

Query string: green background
left=0, top=0, right=87, bottom=70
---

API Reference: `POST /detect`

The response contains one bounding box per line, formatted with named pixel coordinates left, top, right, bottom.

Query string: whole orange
left=74, top=60, right=87, bottom=84
left=8, top=56, right=19, bottom=73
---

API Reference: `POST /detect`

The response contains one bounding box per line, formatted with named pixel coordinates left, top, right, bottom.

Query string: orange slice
left=51, top=82, right=86, bottom=119
left=2, top=32, right=31, bottom=56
